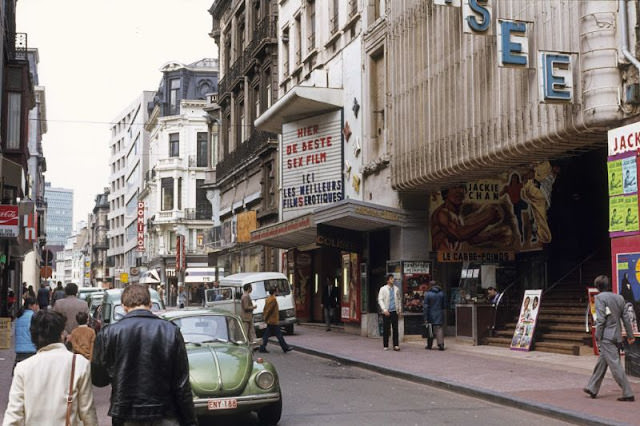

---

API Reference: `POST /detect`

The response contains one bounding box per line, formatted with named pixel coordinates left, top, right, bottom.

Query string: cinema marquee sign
left=435, top=0, right=574, bottom=103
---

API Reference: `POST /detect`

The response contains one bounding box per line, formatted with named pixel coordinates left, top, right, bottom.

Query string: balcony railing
left=9, top=33, right=27, bottom=61
left=216, top=130, right=277, bottom=178
left=349, top=0, right=358, bottom=17
left=330, top=15, right=339, bottom=34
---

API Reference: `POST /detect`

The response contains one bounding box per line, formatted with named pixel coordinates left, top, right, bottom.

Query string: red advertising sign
left=136, top=202, right=145, bottom=251
left=0, top=205, right=19, bottom=238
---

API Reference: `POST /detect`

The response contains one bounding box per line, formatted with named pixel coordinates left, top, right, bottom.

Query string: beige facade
left=388, top=0, right=639, bottom=191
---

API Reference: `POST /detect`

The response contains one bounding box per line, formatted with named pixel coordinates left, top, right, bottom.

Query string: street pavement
left=284, top=324, right=640, bottom=426
left=1, top=323, right=638, bottom=425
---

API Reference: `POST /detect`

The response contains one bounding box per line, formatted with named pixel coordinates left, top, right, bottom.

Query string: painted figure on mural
left=430, top=185, right=516, bottom=251
left=520, top=161, right=559, bottom=244
left=500, top=173, right=529, bottom=245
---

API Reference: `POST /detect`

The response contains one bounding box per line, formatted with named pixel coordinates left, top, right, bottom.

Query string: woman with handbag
left=3, top=310, right=98, bottom=426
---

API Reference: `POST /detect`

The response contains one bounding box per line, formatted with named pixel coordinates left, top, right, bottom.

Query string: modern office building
left=107, top=91, right=155, bottom=288
left=44, top=182, right=73, bottom=246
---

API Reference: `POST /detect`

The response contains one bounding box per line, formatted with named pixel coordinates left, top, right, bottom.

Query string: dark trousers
left=382, top=311, right=399, bottom=348
left=260, top=324, right=290, bottom=352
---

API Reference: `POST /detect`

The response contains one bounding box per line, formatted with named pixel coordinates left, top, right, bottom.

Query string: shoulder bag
left=65, top=354, right=77, bottom=426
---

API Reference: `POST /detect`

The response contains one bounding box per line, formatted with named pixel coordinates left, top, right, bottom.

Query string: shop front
left=252, top=199, right=426, bottom=336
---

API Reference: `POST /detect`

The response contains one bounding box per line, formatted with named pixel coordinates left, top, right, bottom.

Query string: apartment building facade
left=141, top=59, right=218, bottom=296
left=208, top=0, right=280, bottom=274
left=107, top=92, right=154, bottom=288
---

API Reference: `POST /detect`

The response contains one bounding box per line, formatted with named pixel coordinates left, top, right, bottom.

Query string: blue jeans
left=260, top=324, right=290, bottom=352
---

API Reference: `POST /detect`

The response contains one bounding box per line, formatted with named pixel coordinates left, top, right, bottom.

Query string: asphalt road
left=1, top=348, right=572, bottom=426
left=198, top=349, right=572, bottom=426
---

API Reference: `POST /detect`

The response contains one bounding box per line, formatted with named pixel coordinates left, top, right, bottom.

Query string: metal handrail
left=542, top=250, right=599, bottom=296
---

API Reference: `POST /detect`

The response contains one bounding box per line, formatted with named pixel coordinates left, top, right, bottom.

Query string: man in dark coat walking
left=423, top=281, right=446, bottom=350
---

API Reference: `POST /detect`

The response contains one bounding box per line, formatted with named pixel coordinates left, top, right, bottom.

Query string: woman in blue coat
left=13, top=296, right=38, bottom=373
left=423, top=281, right=446, bottom=350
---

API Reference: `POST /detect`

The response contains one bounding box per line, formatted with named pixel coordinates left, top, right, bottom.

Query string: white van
left=207, top=272, right=297, bottom=335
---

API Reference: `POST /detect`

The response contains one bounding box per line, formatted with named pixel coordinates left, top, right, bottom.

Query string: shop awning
left=250, top=200, right=425, bottom=249
left=185, top=267, right=219, bottom=283
left=254, top=86, right=344, bottom=134
left=139, top=269, right=161, bottom=284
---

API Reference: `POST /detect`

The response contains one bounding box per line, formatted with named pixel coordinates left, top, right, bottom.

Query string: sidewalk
left=284, top=324, right=640, bottom=426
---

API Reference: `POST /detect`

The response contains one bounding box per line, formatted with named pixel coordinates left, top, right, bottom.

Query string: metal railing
left=349, top=0, right=358, bottom=17
left=216, top=130, right=276, bottom=177
left=542, top=251, right=598, bottom=296
left=9, top=33, right=27, bottom=61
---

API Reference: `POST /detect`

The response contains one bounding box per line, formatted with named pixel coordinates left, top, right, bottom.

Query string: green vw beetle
left=161, top=309, right=282, bottom=424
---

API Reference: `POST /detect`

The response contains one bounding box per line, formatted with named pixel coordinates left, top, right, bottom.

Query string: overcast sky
left=17, top=0, right=217, bottom=227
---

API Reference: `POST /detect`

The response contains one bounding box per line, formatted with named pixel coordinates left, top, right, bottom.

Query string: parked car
left=211, top=272, right=297, bottom=335
left=93, top=288, right=164, bottom=331
left=161, top=309, right=282, bottom=424
left=78, top=287, right=104, bottom=302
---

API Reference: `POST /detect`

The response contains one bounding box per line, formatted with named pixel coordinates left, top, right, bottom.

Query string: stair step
left=537, top=314, right=584, bottom=323
left=537, top=333, right=587, bottom=342
left=484, top=337, right=512, bottom=345
left=533, top=341, right=581, bottom=356
left=539, top=324, right=587, bottom=333
left=539, top=307, right=585, bottom=315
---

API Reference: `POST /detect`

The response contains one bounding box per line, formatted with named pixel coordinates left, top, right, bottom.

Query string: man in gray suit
left=584, top=275, right=636, bottom=402
left=53, top=283, right=89, bottom=337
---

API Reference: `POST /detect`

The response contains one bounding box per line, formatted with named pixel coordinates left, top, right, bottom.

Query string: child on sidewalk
left=68, top=311, right=96, bottom=360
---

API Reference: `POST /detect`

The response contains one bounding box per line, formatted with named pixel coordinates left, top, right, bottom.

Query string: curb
left=287, top=342, right=624, bottom=426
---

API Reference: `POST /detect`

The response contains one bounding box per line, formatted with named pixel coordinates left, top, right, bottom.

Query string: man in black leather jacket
left=92, top=284, right=197, bottom=425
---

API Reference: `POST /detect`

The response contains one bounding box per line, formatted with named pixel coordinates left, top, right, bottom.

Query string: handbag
left=422, top=322, right=434, bottom=339
left=65, top=354, right=77, bottom=426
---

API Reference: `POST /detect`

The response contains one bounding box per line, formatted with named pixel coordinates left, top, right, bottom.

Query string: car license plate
left=207, top=398, right=238, bottom=410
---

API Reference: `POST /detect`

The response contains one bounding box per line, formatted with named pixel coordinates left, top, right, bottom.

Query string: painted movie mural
left=430, top=161, right=559, bottom=259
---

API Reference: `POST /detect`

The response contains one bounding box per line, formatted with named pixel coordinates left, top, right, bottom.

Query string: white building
left=141, top=59, right=218, bottom=296
left=107, top=92, right=155, bottom=288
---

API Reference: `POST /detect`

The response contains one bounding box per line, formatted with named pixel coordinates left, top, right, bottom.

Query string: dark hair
left=268, top=287, right=276, bottom=295
left=243, top=283, right=252, bottom=292
left=65, top=283, right=78, bottom=296
left=387, top=274, right=394, bottom=281
left=17, top=297, right=37, bottom=318
left=487, top=287, right=497, bottom=292
left=76, top=311, right=89, bottom=325
left=122, top=284, right=151, bottom=308
left=30, top=310, right=65, bottom=350
left=594, top=275, right=610, bottom=292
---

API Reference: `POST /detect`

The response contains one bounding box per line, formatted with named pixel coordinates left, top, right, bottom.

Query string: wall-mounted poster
left=609, top=196, right=626, bottom=232
left=624, top=195, right=639, bottom=232
left=622, top=156, right=638, bottom=194
left=510, top=289, right=542, bottom=351
left=608, top=159, right=623, bottom=196
left=615, top=252, right=640, bottom=336
left=429, top=162, right=559, bottom=260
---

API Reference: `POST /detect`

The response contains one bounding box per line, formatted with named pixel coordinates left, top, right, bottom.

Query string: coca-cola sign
left=0, top=205, right=19, bottom=238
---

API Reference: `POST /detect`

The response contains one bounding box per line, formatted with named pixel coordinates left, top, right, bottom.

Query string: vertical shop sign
left=175, top=235, right=186, bottom=272
left=510, top=289, right=542, bottom=351
left=340, top=253, right=361, bottom=322
left=136, top=202, right=145, bottom=251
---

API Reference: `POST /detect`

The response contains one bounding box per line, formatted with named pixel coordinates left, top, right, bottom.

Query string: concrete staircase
left=484, top=287, right=592, bottom=356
